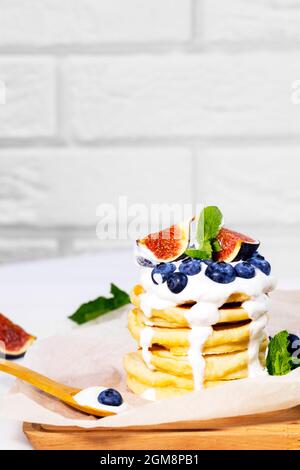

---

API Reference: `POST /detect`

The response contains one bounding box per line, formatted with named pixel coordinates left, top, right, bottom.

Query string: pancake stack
left=124, top=212, right=276, bottom=400
left=124, top=280, right=274, bottom=400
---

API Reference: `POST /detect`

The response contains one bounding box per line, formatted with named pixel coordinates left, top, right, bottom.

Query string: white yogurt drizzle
left=73, top=386, right=128, bottom=414
left=248, top=313, right=269, bottom=377
left=141, top=388, right=157, bottom=401
left=188, top=326, right=212, bottom=390
left=139, top=326, right=155, bottom=370
left=138, top=262, right=276, bottom=389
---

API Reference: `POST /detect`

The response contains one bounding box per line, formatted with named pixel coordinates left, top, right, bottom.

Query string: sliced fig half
left=214, top=227, right=260, bottom=262
left=137, top=220, right=191, bottom=263
left=0, top=314, right=36, bottom=360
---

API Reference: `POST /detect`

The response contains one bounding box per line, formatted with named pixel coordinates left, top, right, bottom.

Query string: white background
left=0, top=0, right=300, bottom=449
left=0, top=1, right=299, bottom=279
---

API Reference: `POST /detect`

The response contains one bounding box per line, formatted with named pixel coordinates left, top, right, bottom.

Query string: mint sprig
left=266, top=330, right=293, bottom=376
left=211, top=239, right=221, bottom=253
left=69, top=283, right=130, bottom=325
left=185, top=248, right=212, bottom=260
left=186, top=206, right=223, bottom=260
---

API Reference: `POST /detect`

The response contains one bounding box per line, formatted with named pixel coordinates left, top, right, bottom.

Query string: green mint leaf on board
left=69, top=283, right=130, bottom=325
left=266, top=330, right=293, bottom=376
left=185, top=248, right=212, bottom=260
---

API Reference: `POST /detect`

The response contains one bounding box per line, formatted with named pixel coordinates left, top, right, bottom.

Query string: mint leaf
left=211, top=239, right=221, bottom=252
left=187, top=206, right=223, bottom=259
left=69, top=283, right=130, bottom=325
left=202, top=239, right=213, bottom=253
left=196, top=206, right=223, bottom=247
left=185, top=248, right=212, bottom=260
left=199, top=206, right=222, bottom=243
left=266, top=330, right=293, bottom=376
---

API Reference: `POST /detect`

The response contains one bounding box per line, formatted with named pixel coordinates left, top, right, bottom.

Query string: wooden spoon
left=0, top=359, right=117, bottom=417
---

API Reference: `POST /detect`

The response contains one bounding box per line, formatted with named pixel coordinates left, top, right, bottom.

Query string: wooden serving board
left=24, top=406, right=300, bottom=450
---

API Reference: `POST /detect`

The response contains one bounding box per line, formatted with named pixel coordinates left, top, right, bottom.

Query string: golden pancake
left=126, top=375, right=191, bottom=399
left=127, top=374, right=251, bottom=400
left=124, top=342, right=267, bottom=390
left=130, top=284, right=251, bottom=327
left=125, top=351, right=199, bottom=390
left=148, top=340, right=267, bottom=378
left=128, top=308, right=265, bottom=355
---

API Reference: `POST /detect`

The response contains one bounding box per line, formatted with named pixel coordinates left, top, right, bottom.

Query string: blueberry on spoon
left=98, top=388, right=123, bottom=407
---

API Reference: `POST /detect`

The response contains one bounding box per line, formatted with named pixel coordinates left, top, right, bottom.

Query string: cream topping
left=139, top=263, right=276, bottom=313
left=141, top=388, right=157, bottom=401
left=188, top=326, right=212, bottom=390
left=138, top=262, right=275, bottom=391
left=73, top=387, right=127, bottom=414
left=140, top=326, right=154, bottom=370
left=184, top=301, right=220, bottom=327
left=248, top=314, right=269, bottom=377
left=242, top=293, right=269, bottom=320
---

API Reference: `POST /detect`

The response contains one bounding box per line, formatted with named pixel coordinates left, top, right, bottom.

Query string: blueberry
left=167, top=272, right=188, bottom=294
left=203, top=259, right=213, bottom=265
left=205, top=262, right=236, bottom=284
left=251, top=252, right=265, bottom=260
left=151, top=263, right=176, bottom=285
left=235, top=262, right=256, bottom=279
left=248, top=257, right=271, bottom=275
left=98, top=388, right=123, bottom=407
left=179, top=258, right=201, bottom=276
left=136, top=256, right=155, bottom=268
left=155, top=263, right=176, bottom=274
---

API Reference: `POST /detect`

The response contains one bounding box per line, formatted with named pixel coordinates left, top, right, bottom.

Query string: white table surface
left=0, top=250, right=298, bottom=450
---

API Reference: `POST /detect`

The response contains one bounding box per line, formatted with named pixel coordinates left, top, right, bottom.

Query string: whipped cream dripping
left=141, top=388, right=156, bottom=401
left=188, top=326, right=212, bottom=390
left=248, top=313, right=269, bottom=377
left=139, top=326, right=154, bottom=370
left=139, top=263, right=276, bottom=315
left=138, top=262, right=276, bottom=391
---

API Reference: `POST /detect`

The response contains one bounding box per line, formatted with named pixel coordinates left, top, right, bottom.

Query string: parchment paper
left=0, top=290, right=299, bottom=429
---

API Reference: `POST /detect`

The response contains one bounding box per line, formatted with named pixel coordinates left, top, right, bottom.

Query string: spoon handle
left=0, top=359, right=116, bottom=417
left=0, top=359, right=80, bottom=400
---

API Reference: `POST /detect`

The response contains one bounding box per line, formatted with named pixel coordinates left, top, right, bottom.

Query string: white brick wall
left=0, top=58, right=56, bottom=139
left=0, top=238, right=58, bottom=263
left=0, top=0, right=299, bottom=280
left=196, top=146, right=300, bottom=227
left=0, top=0, right=191, bottom=46
left=202, top=0, right=300, bottom=45
left=67, top=53, right=300, bottom=139
left=0, top=148, right=192, bottom=226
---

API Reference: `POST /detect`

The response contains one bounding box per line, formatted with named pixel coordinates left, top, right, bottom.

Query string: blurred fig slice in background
left=0, top=313, right=36, bottom=360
